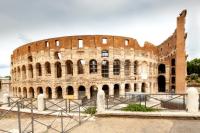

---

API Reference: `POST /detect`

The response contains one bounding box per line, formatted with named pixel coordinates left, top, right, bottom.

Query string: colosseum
left=10, top=10, right=187, bottom=99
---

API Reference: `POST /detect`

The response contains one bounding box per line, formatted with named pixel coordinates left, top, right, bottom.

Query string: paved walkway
left=71, top=117, right=200, bottom=133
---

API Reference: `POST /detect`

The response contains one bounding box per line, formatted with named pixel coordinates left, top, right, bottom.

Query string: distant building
left=0, top=76, right=11, bottom=101
left=10, top=10, right=187, bottom=99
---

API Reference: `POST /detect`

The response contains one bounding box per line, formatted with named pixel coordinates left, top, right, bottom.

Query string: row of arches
left=12, top=83, right=149, bottom=99
left=12, top=60, right=158, bottom=80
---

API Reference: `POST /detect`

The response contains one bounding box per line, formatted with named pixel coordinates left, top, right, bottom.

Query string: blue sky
left=0, top=0, right=199, bottom=76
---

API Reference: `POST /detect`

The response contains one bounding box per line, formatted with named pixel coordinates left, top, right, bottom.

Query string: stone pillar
left=130, top=83, right=134, bottom=92
left=51, top=63, right=55, bottom=79
left=186, top=87, right=199, bottom=113
left=37, top=94, right=45, bottom=111
left=109, top=84, right=114, bottom=96
left=137, top=83, right=142, bottom=92
left=52, top=88, right=57, bottom=99
left=3, top=94, right=9, bottom=107
left=97, top=89, right=105, bottom=113
left=74, top=88, right=78, bottom=99
left=61, top=63, right=66, bottom=80
left=86, top=87, right=91, bottom=99
left=73, top=62, right=77, bottom=77
left=120, top=83, right=125, bottom=96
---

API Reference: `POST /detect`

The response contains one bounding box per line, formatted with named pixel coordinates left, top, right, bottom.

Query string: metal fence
left=0, top=97, right=96, bottom=133
left=105, top=93, right=187, bottom=111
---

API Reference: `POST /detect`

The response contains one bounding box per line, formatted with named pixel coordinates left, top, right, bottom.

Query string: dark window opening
left=113, top=59, right=120, bottom=75
left=102, top=60, right=109, bottom=78
left=101, top=50, right=109, bottom=57
left=89, top=59, right=97, bottom=73
left=158, top=64, right=166, bottom=74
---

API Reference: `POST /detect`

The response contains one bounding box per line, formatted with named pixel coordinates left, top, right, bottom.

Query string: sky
left=0, top=0, right=200, bottom=76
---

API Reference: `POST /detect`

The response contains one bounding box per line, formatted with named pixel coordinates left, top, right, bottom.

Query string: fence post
left=8, top=96, right=10, bottom=107
left=139, top=95, right=142, bottom=105
left=69, top=99, right=71, bottom=113
left=183, top=94, right=186, bottom=109
left=61, top=110, right=64, bottom=133
left=31, top=98, right=34, bottom=133
left=79, top=105, right=81, bottom=125
left=17, top=101, right=22, bottom=133
left=144, top=95, right=147, bottom=108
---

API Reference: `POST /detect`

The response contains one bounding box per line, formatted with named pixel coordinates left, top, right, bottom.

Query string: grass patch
left=84, top=107, right=97, bottom=115
left=121, top=104, right=157, bottom=112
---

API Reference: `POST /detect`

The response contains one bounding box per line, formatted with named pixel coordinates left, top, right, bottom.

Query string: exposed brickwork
left=10, top=10, right=187, bottom=99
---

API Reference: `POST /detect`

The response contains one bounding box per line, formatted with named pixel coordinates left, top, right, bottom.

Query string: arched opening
left=89, top=59, right=97, bottom=73
left=36, top=63, right=42, bottom=76
left=55, top=62, right=62, bottom=78
left=171, top=59, right=175, bottom=66
left=102, top=60, right=109, bottom=78
left=102, top=85, right=109, bottom=97
left=125, top=60, right=131, bottom=76
left=125, top=84, right=131, bottom=92
left=77, top=59, right=84, bottom=74
left=114, top=84, right=120, bottom=97
left=17, top=67, right=21, bottom=80
left=18, top=87, right=21, bottom=97
left=66, top=60, right=73, bottom=75
left=66, top=86, right=74, bottom=95
left=23, top=87, right=27, bottom=98
left=158, top=75, right=166, bottom=92
left=141, top=83, right=146, bottom=92
left=46, top=87, right=52, bottom=99
left=158, top=64, right=166, bottom=74
left=45, top=62, right=51, bottom=74
left=56, top=86, right=63, bottom=99
left=22, top=65, right=26, bottom=79
left=78, top=86, right=86, bottom=99
left=29, top=87, right=34, bottom=98
left=28, top=64, right=33, bottom=78
left=171, top=68, right=175, bottom=75
left=134, top=83, right=137, bottom=92
left=90, top=86, right=98, bottom=99
left=134, top=61, right=138, bottom=75
left=113, top=59, right=120, bottom=75
left=37, top=87, right=43, bottom=95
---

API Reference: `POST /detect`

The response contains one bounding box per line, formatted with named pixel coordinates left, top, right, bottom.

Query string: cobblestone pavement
left=71, top=117, right=200, bottom=133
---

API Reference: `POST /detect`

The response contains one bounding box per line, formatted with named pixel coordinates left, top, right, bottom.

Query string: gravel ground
left=71, top=117, right=200, bottom=133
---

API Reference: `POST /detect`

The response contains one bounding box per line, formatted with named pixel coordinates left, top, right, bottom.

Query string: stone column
left=73, top=61, right=78, bottom=77
left=42, top=65, right=45, bottom=78
left=120, top=83, right=125, bottom=96
left=51, top=63, right=55, bottom=80
left=52, top=88, right=57, bottom=99
left=97, top=89, right=105, bottom=113
left=37, top=94, right=45, bottom=111
left=61, top=63, right=66, bottom=80
left=73, top=88, right=78, bottom=99
left=86, top=87, right=91, bottom=99
left=109, top=84, right=114, bottom=96
left=137, top=83, right=142, bottom=92
left=130, top=83, right=134, bottom=92
left=186, top=87, right=199, bottom=113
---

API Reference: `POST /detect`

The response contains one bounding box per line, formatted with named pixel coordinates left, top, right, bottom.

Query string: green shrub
left=121, top=104, right=157, bottom=112
left=84, top=107, right=97, bottom=115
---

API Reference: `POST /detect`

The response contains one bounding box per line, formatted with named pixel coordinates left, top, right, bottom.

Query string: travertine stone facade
left=10, top=10, right=187, bottom=99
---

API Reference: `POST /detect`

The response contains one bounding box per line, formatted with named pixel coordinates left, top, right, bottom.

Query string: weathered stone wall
left=10, top=10, right=187, bottom=98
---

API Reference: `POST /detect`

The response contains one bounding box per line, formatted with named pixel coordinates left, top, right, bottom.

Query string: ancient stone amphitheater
left=10, top=10, right=187, bottom=99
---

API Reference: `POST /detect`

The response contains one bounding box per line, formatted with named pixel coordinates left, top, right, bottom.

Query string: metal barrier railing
left=0, top=97, right=96, bottom=133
